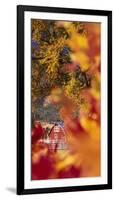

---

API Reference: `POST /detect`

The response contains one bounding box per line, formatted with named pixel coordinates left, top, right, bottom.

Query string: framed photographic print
left=17, top=5, right=112, bottom=195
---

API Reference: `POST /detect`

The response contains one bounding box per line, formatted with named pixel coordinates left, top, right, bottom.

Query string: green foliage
left=31, top=20, right=71, bottom=103
left=31, top=19, right=90, bottom=113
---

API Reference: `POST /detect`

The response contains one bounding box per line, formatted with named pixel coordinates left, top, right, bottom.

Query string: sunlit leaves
left=31, top=19, right=101, bottom=179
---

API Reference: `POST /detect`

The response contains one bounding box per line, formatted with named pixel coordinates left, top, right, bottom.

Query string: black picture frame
left=17, top=5, right=112, bottom=195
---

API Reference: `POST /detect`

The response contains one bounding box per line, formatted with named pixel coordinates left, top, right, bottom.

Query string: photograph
left=31, top=19, right=101, bottom=180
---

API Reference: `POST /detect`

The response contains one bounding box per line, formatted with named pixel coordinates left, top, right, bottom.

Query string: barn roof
left=49, top=124, right=66, bottom=136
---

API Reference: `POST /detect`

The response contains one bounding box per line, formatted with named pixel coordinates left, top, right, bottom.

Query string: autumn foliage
left=31, top=19, right=101, bottom=180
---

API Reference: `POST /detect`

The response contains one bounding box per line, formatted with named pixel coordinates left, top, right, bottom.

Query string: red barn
left=48, top=124, right=67, bottom=151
